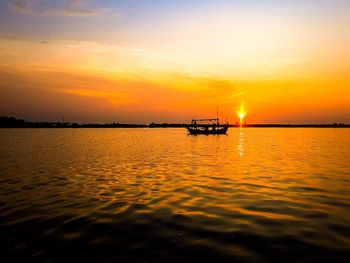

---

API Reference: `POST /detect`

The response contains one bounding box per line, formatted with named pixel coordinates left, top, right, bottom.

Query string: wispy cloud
left=56, top=88, right=136, bottom=106
left=10, top=0, right=32, bottom=14
left=10, top=0, right=110, bottom=17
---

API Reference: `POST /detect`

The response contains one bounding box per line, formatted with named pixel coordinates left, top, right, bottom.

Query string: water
left=0, top=128, right=349, bottom=262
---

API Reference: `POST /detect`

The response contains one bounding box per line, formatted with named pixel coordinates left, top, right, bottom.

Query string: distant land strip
left=0, top=117, right=349, bottom=128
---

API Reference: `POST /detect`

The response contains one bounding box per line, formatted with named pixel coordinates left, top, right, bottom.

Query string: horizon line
left=0, top=116, right=349, bottom=128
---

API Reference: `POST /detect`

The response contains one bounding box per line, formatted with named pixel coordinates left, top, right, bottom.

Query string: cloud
left=10, top=0, right=109, bottom=17
left=10, top=0, right=32, bottom=14
left=56, top=88, right=136, bottom=106
left=46, top=0, right=100, bottom=17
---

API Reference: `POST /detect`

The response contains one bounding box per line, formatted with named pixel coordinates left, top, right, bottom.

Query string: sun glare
left=239, top=112, right=245, bottom=119
left=237, top=103, right=246, bottom=126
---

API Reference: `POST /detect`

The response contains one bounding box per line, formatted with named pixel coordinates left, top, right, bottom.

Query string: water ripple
left=0, top=128, right=350, bottom=262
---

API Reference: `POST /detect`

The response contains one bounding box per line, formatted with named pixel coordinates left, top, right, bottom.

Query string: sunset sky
left=0, top=0, right=349, bottom=123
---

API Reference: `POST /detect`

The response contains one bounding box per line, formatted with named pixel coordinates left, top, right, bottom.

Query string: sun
left=237, top=103, right=246, bottom=125
left=238, top=111, right=246, bottom=119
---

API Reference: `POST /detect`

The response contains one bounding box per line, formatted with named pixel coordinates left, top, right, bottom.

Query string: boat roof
left=192, top=118, right=219, bottom=122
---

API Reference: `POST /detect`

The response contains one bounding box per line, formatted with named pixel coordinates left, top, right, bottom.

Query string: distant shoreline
left=1, top=117, right=349, bottom=128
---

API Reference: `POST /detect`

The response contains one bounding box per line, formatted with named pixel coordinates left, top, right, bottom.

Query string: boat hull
left=186, top=125, right=228, bottom=135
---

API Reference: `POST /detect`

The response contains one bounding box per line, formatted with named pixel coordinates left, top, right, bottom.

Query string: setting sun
left=239, top=112, right=246, bottom=119
left=237, top=103, right=246, bottom=124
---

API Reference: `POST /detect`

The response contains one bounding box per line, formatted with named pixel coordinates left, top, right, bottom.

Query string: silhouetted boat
left=186, top=118, right=229, bottom=135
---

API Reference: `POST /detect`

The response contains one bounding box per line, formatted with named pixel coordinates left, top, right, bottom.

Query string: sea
left=0, top=128, right=349, bottom=262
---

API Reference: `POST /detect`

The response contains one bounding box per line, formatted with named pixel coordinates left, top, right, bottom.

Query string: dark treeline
left=0, top=117, right=147, bottom=128
left=0, top=116, right=349, bottom=128
left=149, top=122, right=187, bottom=128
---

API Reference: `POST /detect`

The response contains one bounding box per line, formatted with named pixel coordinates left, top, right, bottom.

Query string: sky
left=0, top=0, right=349, bottom=124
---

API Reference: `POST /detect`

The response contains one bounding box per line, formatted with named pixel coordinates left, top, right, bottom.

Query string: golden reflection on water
left=1, top=128, right=350, bottom=260
left=237, top=128, right=245, bottom=157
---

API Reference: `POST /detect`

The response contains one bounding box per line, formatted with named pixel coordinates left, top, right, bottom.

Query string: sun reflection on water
left=237, top=129, right=245, bottom=157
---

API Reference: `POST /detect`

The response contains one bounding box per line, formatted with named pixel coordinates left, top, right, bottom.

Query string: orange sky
left=0, top=0, right=349, bottom=123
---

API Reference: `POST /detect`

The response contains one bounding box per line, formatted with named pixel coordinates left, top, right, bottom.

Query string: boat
left=186, top=118, right=229, bottom=135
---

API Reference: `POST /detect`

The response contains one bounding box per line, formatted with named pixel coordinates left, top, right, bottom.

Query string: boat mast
left=216, top=105, right=219, bottom=125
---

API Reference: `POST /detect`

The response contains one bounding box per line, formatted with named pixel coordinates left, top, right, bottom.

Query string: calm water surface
left=0, top=128, right=350, bottom=262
